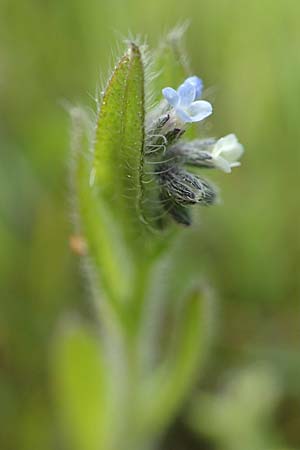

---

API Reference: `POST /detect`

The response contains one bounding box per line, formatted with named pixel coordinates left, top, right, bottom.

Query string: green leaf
left=139, top=286, right=212, bottom=436
left=70, top=107, right=135, bottom=310
left=152, top=25, right=190, bottom=105
left=92, top=43, right=147, bottom=249
left=152, top=26, right=199, bottom=139
left=187, top=367, right=282, bottom=450
left=53, top=322, right=111, bottom=450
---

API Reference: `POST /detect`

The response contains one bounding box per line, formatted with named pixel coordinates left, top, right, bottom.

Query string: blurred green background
left=1, top=0, right=299, bottom=449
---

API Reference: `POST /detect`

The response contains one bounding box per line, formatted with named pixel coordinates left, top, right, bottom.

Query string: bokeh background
left=1, top=0, right=299, bottom=449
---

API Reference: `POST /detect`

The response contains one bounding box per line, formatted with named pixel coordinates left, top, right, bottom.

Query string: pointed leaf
left=53, top=322, right=111, bottom=450
left=92, top=43, right=146, bottom=247
left=70, top=107, right=135, bottom=308
left=139, top=286, right=213, bottom=436
left=152, top=26, right=199, bottom=139
left=152, top=26, right=190, bottom=105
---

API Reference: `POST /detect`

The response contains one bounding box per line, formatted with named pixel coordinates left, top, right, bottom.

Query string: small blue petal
left=177, top=81, right=196, bottom=107
left=187, top=100, right=212, bottom=122
left=175, top=107, right=194, bottom=123
left=162, top=87, right=179, bottom=107
left=185, top=76, right=203, bottom=98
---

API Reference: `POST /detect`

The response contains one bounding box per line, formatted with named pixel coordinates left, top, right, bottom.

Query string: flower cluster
left=145, top=76, right=244, bottom=226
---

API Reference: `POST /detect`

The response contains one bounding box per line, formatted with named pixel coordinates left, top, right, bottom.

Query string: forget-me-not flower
left=185, top=76, right=203, bottom=98
left=162, top=76, right=212, bottom=123
left=211, top=134, right=244, bottom=173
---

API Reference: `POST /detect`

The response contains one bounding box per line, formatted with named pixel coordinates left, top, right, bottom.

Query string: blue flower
left=162, top=76, right=212, bottom=123
left=185, top=76, right=203, bottom=98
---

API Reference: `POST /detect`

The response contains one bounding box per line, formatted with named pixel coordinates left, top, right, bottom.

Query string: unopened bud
left=158, top=166, right=217, bottom=206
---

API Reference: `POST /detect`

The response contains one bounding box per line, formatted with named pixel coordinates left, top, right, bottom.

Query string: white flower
left=211, top=134, right=244, bottom=173
left=162, top=76, right=212, bottom=123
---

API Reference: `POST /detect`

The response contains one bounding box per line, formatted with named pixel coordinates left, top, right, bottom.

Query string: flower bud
left=158, top=166, right=217, bottom=206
